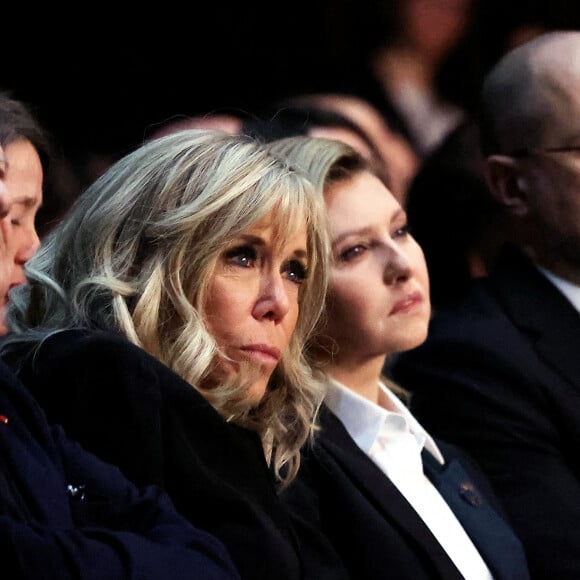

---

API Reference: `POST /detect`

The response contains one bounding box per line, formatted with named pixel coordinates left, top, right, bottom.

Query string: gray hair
left=4, top=129, right=331, bottom=485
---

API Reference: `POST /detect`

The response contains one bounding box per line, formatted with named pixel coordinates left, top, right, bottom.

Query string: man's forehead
left=534, top=73, right=580, bottom=143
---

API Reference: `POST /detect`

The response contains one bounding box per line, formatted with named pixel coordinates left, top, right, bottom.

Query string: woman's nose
left=383, top=247, right=412, bottom=285
left=16, top=227, right=41, bottom=264
left=253, top=273, right=292, bottom=322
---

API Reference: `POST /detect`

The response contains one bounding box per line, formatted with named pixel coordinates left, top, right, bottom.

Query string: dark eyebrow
left=13, top=195, right=40, bottom=209
left=292, top=249, right=308, bottom=260
left=238, top=234, right=308, bottom=260
left=238, top=234, right=265, bottom=247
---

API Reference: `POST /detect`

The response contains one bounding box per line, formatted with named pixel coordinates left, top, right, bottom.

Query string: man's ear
left=485, top=155, right=530, bottom=217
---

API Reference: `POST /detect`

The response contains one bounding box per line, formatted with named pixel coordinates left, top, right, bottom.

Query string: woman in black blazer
left=268, top=136, right=530, bottom=580
left=1, top=130, right=333, bottom=580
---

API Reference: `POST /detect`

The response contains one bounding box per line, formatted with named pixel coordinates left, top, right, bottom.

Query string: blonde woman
left=268, top=136, right=530, bottom=580
left=2, top=130, right=330, bottom=580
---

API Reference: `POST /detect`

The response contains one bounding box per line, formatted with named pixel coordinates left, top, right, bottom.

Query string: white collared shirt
left=325, top=378, right=494, bottom=580
left=537, top=266, right=580, bottom=315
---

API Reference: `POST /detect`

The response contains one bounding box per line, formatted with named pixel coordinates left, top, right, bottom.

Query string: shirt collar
left=324, top=377, right=445, bottom=464
left=537, top=266, right=580, bottom=315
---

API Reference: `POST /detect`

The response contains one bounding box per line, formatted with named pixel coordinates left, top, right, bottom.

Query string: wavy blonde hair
left=5, top=129, right=331, bottom=485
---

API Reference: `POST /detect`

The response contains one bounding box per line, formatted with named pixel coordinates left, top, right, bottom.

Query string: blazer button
left=459, top=481, right=483, bottom=507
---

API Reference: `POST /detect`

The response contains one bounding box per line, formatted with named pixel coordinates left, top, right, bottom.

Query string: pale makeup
left=323, top=171, right=431, bottom=367
left=204, top=211, right=308, bottom=404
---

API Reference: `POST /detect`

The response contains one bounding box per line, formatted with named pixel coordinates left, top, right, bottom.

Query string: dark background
left=4, top=1, right=357, bottom=156
left=4, top=1, right=580, bottom=159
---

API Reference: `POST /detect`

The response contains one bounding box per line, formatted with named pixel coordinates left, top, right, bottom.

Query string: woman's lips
left=240, top=344, right=281, bottom=365
left=390, top=291, right=423, bottom=315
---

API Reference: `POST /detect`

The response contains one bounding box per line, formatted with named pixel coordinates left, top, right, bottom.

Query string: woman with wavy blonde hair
left=1, top=129, right=330, bottom=580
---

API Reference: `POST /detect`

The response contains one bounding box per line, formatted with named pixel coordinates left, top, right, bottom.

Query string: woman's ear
left=485, top=155, right=530, bottom=217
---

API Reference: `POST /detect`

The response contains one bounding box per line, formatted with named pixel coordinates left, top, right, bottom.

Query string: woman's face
left=204, top=211, right=308, bottom=404
left=323, top=171, right=430, bottom=362
left=0, top=140, right=43, bottom=335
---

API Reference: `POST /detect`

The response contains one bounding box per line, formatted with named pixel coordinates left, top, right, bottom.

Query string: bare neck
left=328, top=354, right=387, bottom=405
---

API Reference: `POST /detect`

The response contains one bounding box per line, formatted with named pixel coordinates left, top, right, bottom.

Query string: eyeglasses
left=507, top=146, right=580, bottom=158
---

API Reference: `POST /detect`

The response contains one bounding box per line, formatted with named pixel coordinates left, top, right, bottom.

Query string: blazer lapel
left=318, top=408, right=464, bottom=579
left=423, top=449, right=529, bottom=580
left=492, top=245, right=580, bottom=389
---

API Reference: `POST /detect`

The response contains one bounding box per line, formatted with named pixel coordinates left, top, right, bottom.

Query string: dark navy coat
left=4, top=329, right=305, bottom=580
left=0, top=358, right=239, bottom=579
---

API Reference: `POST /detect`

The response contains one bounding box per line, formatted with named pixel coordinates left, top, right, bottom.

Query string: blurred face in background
left=402, top=0, right=473, bottom=58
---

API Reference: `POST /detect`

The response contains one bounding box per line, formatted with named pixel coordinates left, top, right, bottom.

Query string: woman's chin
left=245, top=379, right=270, bottom=406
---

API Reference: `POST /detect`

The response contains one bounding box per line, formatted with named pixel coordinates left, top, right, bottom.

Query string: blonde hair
left=267, top=136, right=411, bottom=402
left=5, top=129, right=331, bottom=485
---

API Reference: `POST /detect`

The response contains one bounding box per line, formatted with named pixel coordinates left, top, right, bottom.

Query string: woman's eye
left=339, top=245, right=366, bottom=262
left=284, top=260, right=308, bottom=285
left=393, top=223, right=410, bottom=238
left=8, top=208, right=26, bottom=228
left=224, top=245, right=257, bottom=268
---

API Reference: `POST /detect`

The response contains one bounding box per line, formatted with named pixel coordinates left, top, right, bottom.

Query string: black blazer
left=3, top=329, right=304, bottom=580
left=0, top=358, right=239, bottom=579
left=393, top=244, right=580, bottom=579
left=283, top=403, right=529, bottom=580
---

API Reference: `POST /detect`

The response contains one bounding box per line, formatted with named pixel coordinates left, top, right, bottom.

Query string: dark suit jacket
left=0, top=358, right=239, bottom=579
left=283, top=403, right=529, bottom=580
left=392, top=243, right=580, bottom=579
left=3, top=329, right=304, bottom=580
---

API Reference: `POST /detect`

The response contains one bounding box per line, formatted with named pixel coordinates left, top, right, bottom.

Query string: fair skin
left=204, top=211, right=308, bottom=404
left=0, top=147, right=12, bottom=259
left=322, top=171, right=430, bottom=404
left=0, top=139, right=43, bottom=334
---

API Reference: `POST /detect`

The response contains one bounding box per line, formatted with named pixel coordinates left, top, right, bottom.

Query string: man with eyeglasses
left=391, top=31, right=580, bottom=580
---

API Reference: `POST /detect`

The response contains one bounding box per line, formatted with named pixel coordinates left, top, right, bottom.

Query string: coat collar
left=489, top=244, right=580, bottom=388
left=315, top=405, right=466, bottom=579
left=315, top=406, right=529, bottom=580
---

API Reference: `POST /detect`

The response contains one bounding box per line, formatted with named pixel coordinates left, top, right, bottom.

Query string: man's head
left=480, top=31, right=580, bottom=283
